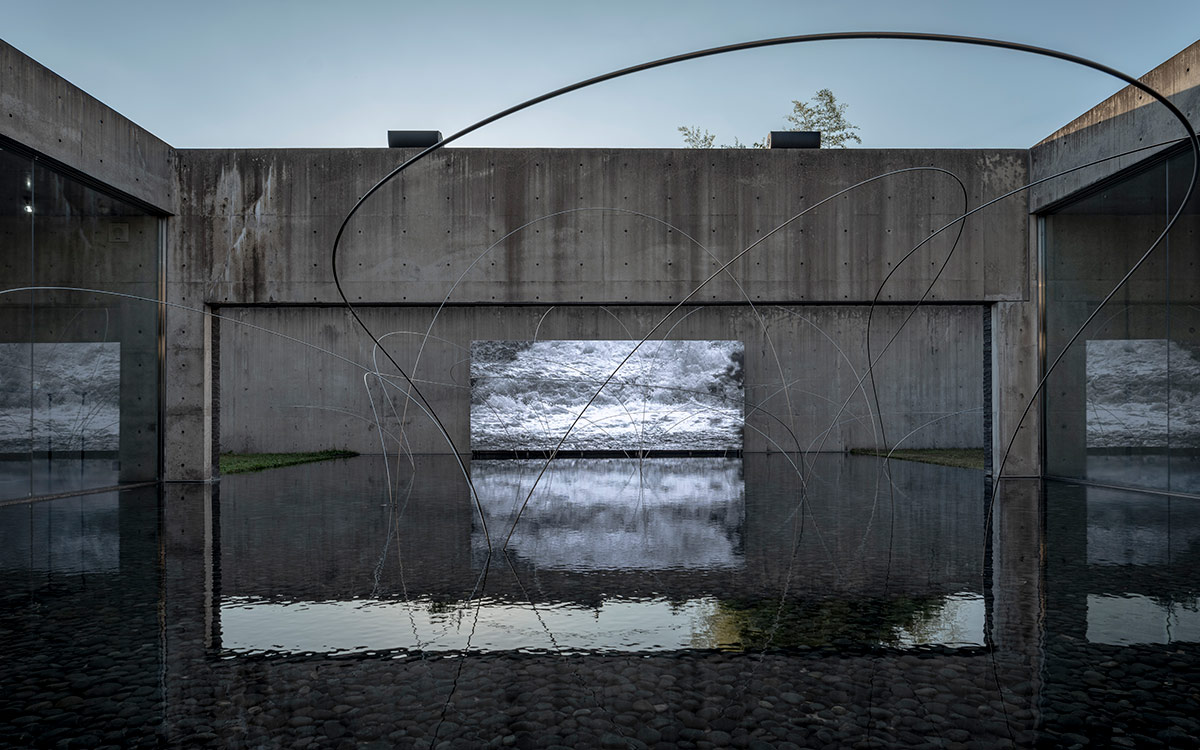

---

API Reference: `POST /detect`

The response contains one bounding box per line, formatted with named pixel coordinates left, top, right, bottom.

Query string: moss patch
left=849, top=448, right=985, bottom=471
left=219, top=450, right=359, bottom=475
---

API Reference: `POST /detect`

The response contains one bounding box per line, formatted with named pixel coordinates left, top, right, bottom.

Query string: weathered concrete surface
left=162, top=301, right=212, bottom=482
left=989, top=217, right=1040, bottom=478
left=168, top=147, right=1028, bottom=478
left=0, top=38, right=1048, bottom=482
left=1030, top=40, right=1200, bottom=212
left=0, top=39, right=175, bottom=213
left=173, top=148, right=1029, bottom=305
left=218, top=304, right=984, bottom=455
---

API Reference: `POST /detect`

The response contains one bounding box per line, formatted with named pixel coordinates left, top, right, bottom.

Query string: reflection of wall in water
left=742, top=454, right=985, bottom=597
left=1086, top=593, right=1200, bottom=645
left=218, top=457, right=476, bottom=601
left=470, top=458, right=744, bottom=571
left=1046, top=483, right=1200, bottom=647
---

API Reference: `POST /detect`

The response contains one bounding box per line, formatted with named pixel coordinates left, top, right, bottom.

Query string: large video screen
left=470, top=340, right=743, bottom=452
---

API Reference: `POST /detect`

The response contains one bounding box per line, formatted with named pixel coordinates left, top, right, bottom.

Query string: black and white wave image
left=470, top=339, right=743, bottom=452
left=0, top=342, right=120, bottom=452
left=1086, top=339, right=1200, bottom=449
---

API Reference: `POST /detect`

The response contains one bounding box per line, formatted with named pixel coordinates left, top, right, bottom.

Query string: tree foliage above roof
left=679, top=89, right=860, bottom=149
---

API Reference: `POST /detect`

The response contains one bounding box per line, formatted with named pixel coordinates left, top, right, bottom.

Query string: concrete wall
left=0, top=38, right=1051, bottom=482
left=0, top=39, right=175, bottom=213
left=167, top=146, right=1029, bottom=476
left=1030, top=39, right=1200, bottom=490
left=218, top=303, right=984, bottom=455
left=173, top=148, right=1028, bottom=306
left=8, top=33, right=1200, bottom=485
left=1030, top=40, right=1200, bottom=211
left=990, top=205, right=1040, bottom=478
left=0, top=39, right=171, bottom=491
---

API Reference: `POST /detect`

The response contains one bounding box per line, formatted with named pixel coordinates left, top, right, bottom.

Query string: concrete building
left=1, top=37, right=1197, bottom=503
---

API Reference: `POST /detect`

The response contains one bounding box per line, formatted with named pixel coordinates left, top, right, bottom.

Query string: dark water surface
left=1, top=455, right=1197, bottom=748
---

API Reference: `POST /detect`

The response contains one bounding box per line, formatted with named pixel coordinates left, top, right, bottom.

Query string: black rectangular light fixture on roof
left=767, top=131, right=820, bottom=149
left=387, top=130, right=443, bottom=148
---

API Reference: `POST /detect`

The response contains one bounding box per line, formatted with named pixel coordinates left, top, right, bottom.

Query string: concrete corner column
left=164, top=297, right=218, bottom=482
left=991, top=206, right=1042, bottom=478
left=992, top=300, right=1041, bottom=476
left=204, top=311, right=219, bottom=480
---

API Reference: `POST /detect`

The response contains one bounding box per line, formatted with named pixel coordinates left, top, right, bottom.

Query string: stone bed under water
left=1, top=455, right=1198, bottom=748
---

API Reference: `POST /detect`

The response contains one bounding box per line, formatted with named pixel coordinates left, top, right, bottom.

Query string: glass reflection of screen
left=1084, top=339, right=1200, bottom=449
left=0, top=342, right=120, bottom=452
left=0, top=494, right=119, bottom=574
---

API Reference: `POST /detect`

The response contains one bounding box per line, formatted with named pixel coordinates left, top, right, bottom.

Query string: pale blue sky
left=3, top=0, right=1198, bottom=149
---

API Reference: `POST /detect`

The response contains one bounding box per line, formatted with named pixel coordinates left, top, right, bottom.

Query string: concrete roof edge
left=1034, top=38, right=1200, bottom=148
left=0, top=37, right=176, bottom=213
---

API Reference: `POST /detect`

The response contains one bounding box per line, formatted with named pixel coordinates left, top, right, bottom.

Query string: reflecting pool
left=2, top=455, right=1199, bottom=747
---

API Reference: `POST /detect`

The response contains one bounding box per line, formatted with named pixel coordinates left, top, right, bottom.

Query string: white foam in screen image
left=469, top=340, right=744, bottom=452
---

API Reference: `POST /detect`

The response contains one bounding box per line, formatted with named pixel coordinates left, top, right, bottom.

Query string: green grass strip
left=849, top=448, right=985, bottom=471
left=219, top=450, right=359, bottom=475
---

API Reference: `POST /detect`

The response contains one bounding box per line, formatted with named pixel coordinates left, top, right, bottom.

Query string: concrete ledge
left=174, top=147, right=1029, bottom=306
left=0, top=38, right=175, bottom=213
left=1030, top=40, right=1200, bottom=212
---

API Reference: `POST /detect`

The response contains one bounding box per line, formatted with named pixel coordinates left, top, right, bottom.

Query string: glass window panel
left=1044, top=157, right=1170, bottom=491
left=0, top=146, right=34, bottom=501
left=30, top=162, right=160, bottom=495
left=0, top=154, right=163, bottom=501
left=1167, top=150, right=1200, bottom=494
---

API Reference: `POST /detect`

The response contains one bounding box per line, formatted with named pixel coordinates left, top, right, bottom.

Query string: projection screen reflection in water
left=470, top=457, right=745, bottom=572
